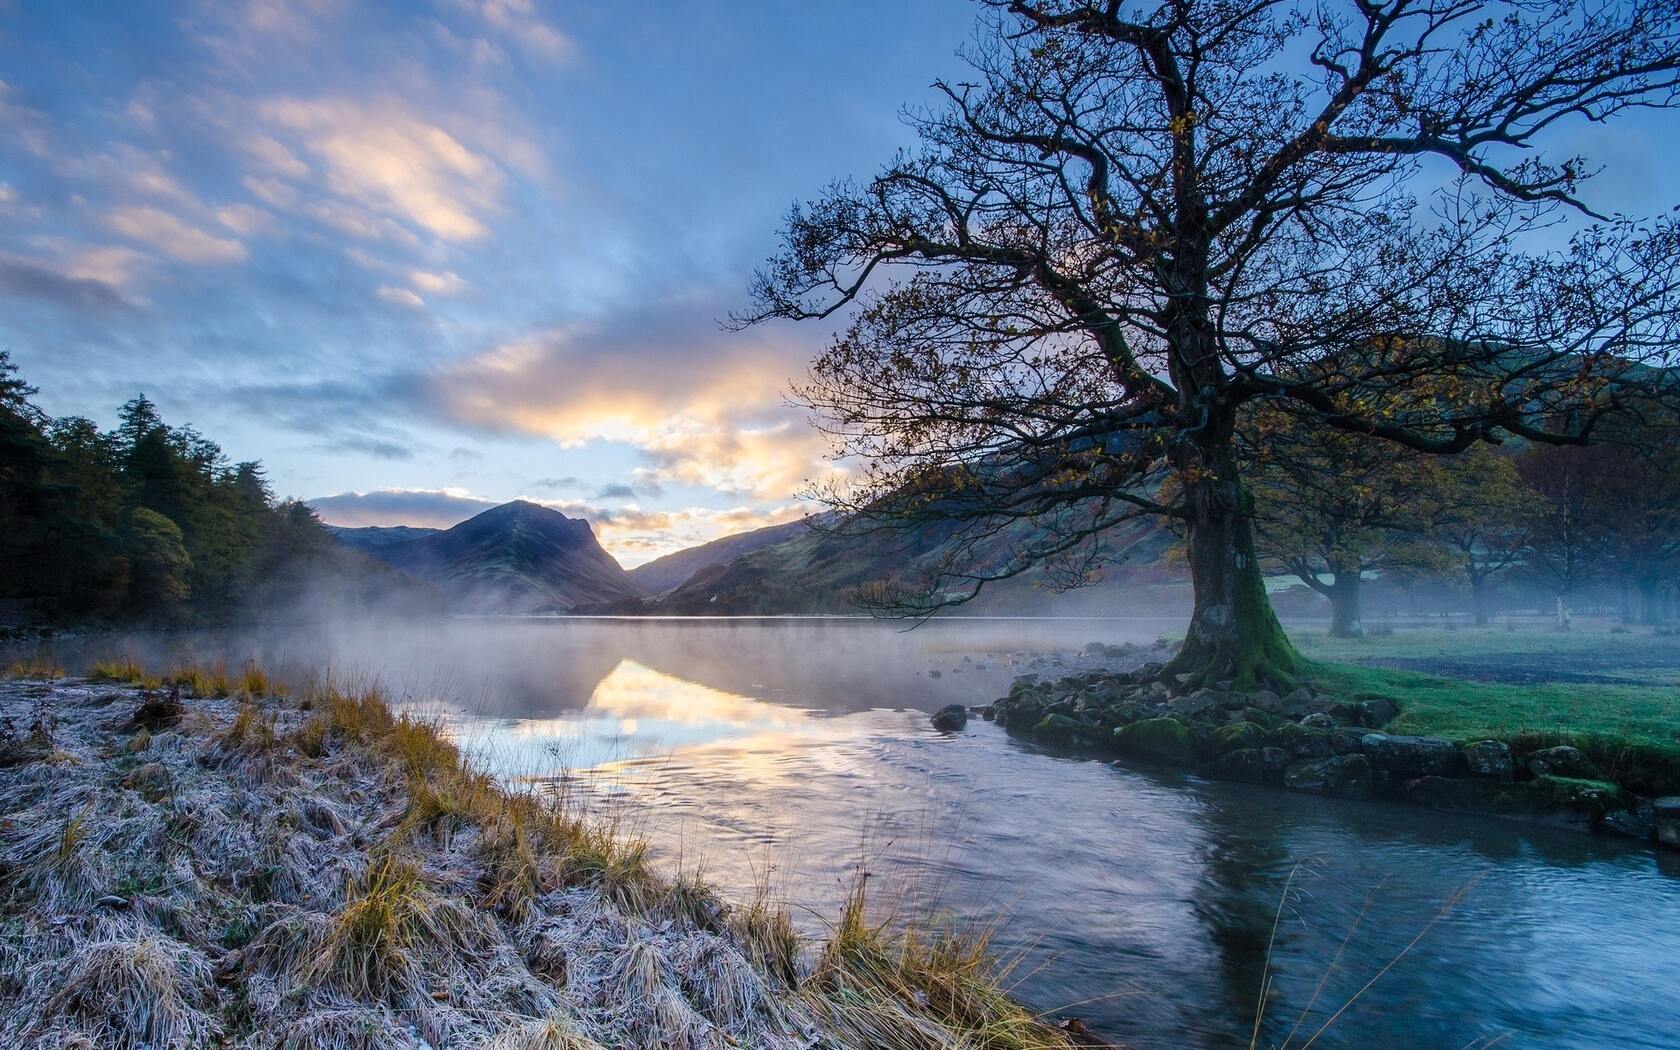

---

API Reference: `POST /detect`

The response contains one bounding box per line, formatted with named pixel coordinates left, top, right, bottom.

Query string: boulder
left=1530, top=776, right=1630, bottom=824
left=1461, top=740, right=1512, bottom=780
left=1329, top=697, right=1399, bottom=728
left=1283, top=754, right=1373, bottom=799
left=1166, top=689, right=1222, bottom=719
left=1112, top=717, right=1196, bottom=764
left=1033, top=713, right=1106, bottom=748
left=930, top=704, right=968, bottom=732
left=1200, top=747, right=1289, bottom=785
left=1601, top=803, right=1656, bottom=842
left=1298, top=712, right=1335, bottom=730
left=1328, top=727, right=1368, bottom=754
left=1360, top=733, right=1461, bottom=777
left=1209, top=721, right=1270, bottom=755
left=1278, top=688, right=1320, bottom=719
left=1655, top=797, right=1680, bottom=850
left=1526, top=745, right=1602, bottom=781
left=1270, top=723, right=1334, bottom=759
left=1248, top=689, right=1282, bottom=714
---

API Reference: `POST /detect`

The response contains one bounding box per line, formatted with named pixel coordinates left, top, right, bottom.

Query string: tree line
left=1247, top=407, right=1680, bottom=635
left=0, top=351, right=425, bottom=625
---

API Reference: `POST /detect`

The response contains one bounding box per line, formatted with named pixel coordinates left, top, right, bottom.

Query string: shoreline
left=0, top=666, right=1096, bottom=1049
left=975, top=650, right=1680, bottom=851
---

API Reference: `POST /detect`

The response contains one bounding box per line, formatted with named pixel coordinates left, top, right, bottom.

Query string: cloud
left=0, top=253, right=129, bottom=312
left=309, top=435, right=416, bottom=460
left=106, top=206, right=247, bottom=264
left=423, top=296, right=840, bottom=503
left=410, top=269, right=463, bottom=294
left=451, top=0, right=577, bottom=63
left=241, top=133, right=310, bottom=178
left=216, top=203, right=277, bottom=236
left=308, top=487, right=498, bottom=528
left=377, top=285, right=424, bottom=309
left=260, top=96, right=503, bottom=241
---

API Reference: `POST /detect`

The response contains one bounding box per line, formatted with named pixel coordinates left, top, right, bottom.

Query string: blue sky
left=0, top=0, right=973, bottom=563
left=2, top=1, right=1675, bottom=565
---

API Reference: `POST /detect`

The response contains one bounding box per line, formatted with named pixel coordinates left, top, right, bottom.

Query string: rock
left=1209, top=721, right=1269, bottom=755
left=121, top=761, right=172, bottom=802
left=1328, top=727, right=1368, bottom=754
left=1461, top=740, right=1512, bottom=779
left=1601, top=803, right=1656, bottom=841
left=1400, top=777, right=1580, bottom=826
left=1526, top=745, right=1602, bottom=780
left=1298, top=712, right=1335, bottom=730
left=1360, top=733, right=1461, bottom=777
left=1278, top=688, right=1319, bottom=718
left=1166, top=690, right=1222, bottom=719
left=1655, top=797, right=1680, bottom=850
left=927, top=670, right=942, bottom=680
left=1248, top=689, right=1282, bottom=714
left=1270, top=723, right=1334, bottom=759
left=979, top=706, right=996, bottom=722
left=1283, top=754, right=1373, bottom=799
left=1329, top=697, right=1399, bottom=728
left=1530, top=776, right=1629, bottom=823
left=1033, top=713, right=1106, bottom=748
left=1112, top=717, right=1196, bottom=764
left=930, top=704, right=968, bottom=732
left=1200, top=747, right=1289, bottom=785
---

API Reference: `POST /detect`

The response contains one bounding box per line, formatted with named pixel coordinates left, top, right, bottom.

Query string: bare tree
left=742, top=0, right=1680, bottom=687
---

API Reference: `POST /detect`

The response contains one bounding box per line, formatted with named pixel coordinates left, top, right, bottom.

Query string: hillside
left=325, top=523, right=442, bottom=551
left=627, top=516, right=816, bottom=595
left=650, top=510, right=1177, bottom=615
left=358, top=501, right=645, bottom=614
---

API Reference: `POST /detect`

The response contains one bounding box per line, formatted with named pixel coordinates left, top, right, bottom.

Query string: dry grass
left=87, top=655, right=158, bottom=689
left=6, top=656, right=65, bottom=680
left=1, top=663, right=1088, bottom=1050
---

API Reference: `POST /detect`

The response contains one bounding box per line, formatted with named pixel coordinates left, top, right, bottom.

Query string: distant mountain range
left=323, top=497, right=1176, bottom=616
left=329, top=501, right=644, bottom=614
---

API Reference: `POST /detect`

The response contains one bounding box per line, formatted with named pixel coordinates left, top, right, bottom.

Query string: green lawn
left=1291, top=625, right=1680, bottom=759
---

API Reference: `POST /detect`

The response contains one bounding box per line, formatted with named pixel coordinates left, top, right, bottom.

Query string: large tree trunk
left=1327, top=570, right=1364, bottom=638
left=1164, top=431, right=1299, bottom=690
left=1469, top=573, right=1492, bottom=626
left=1640, top=576, right=1664, bottom=625
left=1618, top=578, right=1634, bottom=624
left=1554, top=593, right=1572, bottom=630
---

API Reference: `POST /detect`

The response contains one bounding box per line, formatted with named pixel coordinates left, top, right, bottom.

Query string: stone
left=1654, top=797, right=1680, bottom=850
left=1360, top=733, right=1461, bottom=777
left=1298, top=712, right=1335, bottom=730
left=927, top=669, right=942, bottom=679
left=1248, top=689, right=1282, bottom=713
left=1279, top=688, right=1319, bottom=718
left=1270, top=723, right=1334, bottom=759
left=1328, top=727, right=1368, bottom=754
left=1461, top=740, right=1512, bottom=779
left=1283, top=754, right=1373, bottom=799
left=1167, top=689, right=1222, bottom=719
left=1200, top=747, right=1289, bottom=785
left=1209, top=721, right=1269, bottom=755
left=1601, top=803, right=1656, bottom=842
left=1112, top=717, right=1196, bottom=764
left=1530, top=776, right=1629, bottom=823
left=1033, top=713, right=1106, bottom=748
left=1526, top=745, right=1602, bottom=780
left=1329, top=697, right=1399, bottom=728
left=930, top=704, right=968, bottom=732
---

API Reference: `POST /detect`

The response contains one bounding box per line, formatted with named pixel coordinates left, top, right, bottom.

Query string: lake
left=31, top=617, right=1680, bottom=1048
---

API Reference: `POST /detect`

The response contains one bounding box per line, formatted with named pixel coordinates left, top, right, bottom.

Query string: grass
left=1295, top=624, right=1680, bottom=795
left=87, top=655, right=160, bottom=689
left=6, top=656, right=65, bottom=680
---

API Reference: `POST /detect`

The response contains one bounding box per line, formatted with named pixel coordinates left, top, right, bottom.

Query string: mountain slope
left=325, top=524, right=442, bottom=552
left=649, top=511, right=1175, bottom=615
left=627, top=517, right=815, bottom=595
left=358, top=501, right=644, bottom=614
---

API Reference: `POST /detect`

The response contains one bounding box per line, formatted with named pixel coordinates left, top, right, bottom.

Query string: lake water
left=30, top=617, right=1680, bottom=1048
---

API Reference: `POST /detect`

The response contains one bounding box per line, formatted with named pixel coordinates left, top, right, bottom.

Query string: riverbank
left=984, top=629, right=1680, bottom=849
left=0, top=665, right=1088, bottom=1049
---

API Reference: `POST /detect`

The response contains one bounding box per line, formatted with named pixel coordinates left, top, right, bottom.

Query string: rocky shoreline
left=963, top=647, right=1680, bottom=850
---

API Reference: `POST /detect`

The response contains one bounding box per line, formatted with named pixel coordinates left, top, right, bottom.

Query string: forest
left=0, top=351, right=429, bottom=626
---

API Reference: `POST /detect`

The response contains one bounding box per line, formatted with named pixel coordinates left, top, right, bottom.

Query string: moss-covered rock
left=1269, top=723, right=1334, bottom=759
left=1112, top=717, right=1196, bottom=764
left=1209, top=721, right=1269, bottom=756
left=1283, top=754, right=1373, bottom=799
left=1199, top=746, right=1289, bottom=785
left=1032, top=713, right=1106, bottom=749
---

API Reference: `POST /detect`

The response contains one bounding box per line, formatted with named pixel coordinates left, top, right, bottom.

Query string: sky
left=0, top=0, right=974, bottom=565
left=2, top=2, right=1676, bottom=568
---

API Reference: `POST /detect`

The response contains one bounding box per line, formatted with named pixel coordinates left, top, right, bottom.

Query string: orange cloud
left=105, top=206, right=247, bottom=264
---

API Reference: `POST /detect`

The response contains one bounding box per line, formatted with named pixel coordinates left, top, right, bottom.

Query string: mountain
left=353, top=501, right=645, bottom=614
left=626, top=516, right=816, bottom=595
left=647, top=510, right=1176, bottom=615
left=325, top=524, right=443, bottom=552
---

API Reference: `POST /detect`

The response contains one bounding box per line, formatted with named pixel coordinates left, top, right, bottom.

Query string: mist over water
left=29, top=616, right=1680, bottom=1048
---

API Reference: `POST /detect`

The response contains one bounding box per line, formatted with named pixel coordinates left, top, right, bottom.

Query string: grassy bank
left=1295, top=625, right=1680, bottom=796
left=0, top=660, right=1084, bottom=1049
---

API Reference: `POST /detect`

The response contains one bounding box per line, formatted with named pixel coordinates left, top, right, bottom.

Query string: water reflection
left=17, top=617, right=1680, bottom=1048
